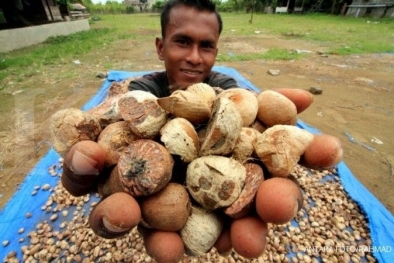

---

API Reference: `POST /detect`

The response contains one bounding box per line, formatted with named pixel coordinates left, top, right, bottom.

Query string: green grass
left=1, top=13, right=393, bottom=83
left=218, top=48, right=303, bottom=62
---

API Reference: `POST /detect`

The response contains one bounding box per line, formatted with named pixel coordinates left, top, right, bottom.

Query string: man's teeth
left=183, top=70, right=199, bottom=75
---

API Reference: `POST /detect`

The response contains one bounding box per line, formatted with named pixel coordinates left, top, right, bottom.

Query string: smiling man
left=128, top=0, right=238, bottom=97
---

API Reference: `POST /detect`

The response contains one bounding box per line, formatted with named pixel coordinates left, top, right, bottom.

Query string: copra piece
left=186, top=156, right=246, bottom=210
left=254, top=125, right=314, bottom=177
left=180, top=206, right=223, bottom=256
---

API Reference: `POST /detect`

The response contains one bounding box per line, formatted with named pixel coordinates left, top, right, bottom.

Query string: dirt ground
left=0, top=32, right=393, bottom=217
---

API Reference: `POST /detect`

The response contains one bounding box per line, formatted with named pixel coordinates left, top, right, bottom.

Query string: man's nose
left=186, top=45, right=202, bottom=64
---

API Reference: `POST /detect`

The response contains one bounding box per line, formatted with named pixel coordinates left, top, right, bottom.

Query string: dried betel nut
left=254, top=125, right=314, bottom=177
left=180, top=206, right=223, bottom=256
left=117, top=90, right=168, bottom=139
left=199, top=97, right=243, bottom=156
left=97, top=121, right=140, bottom=167
left=224, top=163, right=265, bottom=218
left=50, top=107, right=102, bottom=157
left=160, top=117, right=199, bottom=163
left=186, top=156, right=246, bottom=210
left=117, top=139, right=174, bottom=196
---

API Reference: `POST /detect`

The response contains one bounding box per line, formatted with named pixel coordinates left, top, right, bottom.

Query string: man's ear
left=155, top=37, right=164, bottom=61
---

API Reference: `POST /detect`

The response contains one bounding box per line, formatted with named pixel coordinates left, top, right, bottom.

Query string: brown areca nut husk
left=139, top=183, right=191, bottom=232
left=97, top=167, right=125, bottom=198
left=160, top=117, right=199, bottom=163
left=50, top=108, right=102, bottom=157
left=61, top=141, right=106, bottom=196
left=97, top=121, right=140, bottom=167
left=217, top=88, right=259, bottom=127
left=224, top=163, right=265, bottom=218
left=232, top=127, right=260, bottom=164
left=117, top=139, right=174, bottom=197
left=186, top=156, right=246, bottom=210
left=180, top=206, right=223, bottom=256
left=107, top=79, right=134, bottom=97
left=186, top=82, right=217, bottom=108
left=117, top=90, right=168, bottom=139
left=254, top=125, right=314, bottom=177
left=86, top=96, right=123, bottom=129
left=89, top=192, right=141, bottom=239
left=256, top=90, right=298, bottom=127
left=157, top=90, right=212, bottom=125
left=199, top=97, right=243, bottom=156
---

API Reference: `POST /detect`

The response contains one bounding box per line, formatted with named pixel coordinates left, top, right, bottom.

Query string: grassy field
left=0, top=13, right=393, bottom=86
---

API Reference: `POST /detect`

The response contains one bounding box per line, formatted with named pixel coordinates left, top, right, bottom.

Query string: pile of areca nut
left=3, top=80, right=376, bottom=263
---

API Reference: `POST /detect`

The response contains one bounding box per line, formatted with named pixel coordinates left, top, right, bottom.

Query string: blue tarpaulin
left=1, top=66, right=393, bottom=262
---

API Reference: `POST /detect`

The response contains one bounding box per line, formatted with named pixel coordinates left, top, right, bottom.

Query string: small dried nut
left=254, top=125, right=314, bottom=177
left=180, top=206, right=223, bottom=256
left=157, top=90, right=211, bottom=125
left=186, top=156, right=246, bottom=210
left=224, top=163, right=265, bottom=218
left=199, top=97, right=243, bottom=156
left=50, top=108, right=102, bottom=157
left=117, top=90, right=168, bottom=139
left=117, top=139, right=174, bottom=196
left=160, top=118, right=199, bottom=163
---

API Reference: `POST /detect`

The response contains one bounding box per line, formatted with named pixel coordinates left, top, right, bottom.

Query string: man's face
left=156, top=5, right=220, bottom=91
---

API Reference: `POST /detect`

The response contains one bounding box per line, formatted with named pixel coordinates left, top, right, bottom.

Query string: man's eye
left=176, top=39, right=189, bottom=45
left=201, top=42, right=215, bottom=49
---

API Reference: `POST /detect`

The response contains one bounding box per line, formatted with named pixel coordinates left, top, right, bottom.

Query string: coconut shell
left=217, top=88, right=259, bottom=127
left=160, top=118, right=199, bottom=163
left=186, top=156, right=246, bottom=210
left=157, top=90, right=211, bottom=125
left=50, top=108, right=102, bottom=157
left=180, top=206, right=223, bottom=256
left=199, top=97, right=243, bottom=156
left=254, top=125, right=314, bottom=177
left=117, top=90, right=168, bottom=139
left=117, top=139, right=174, bottom=196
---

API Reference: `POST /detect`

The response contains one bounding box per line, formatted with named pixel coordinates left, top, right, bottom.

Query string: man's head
left=160, top=0, right=223, bottom=38
left=155, top=0, right=223, bottom=90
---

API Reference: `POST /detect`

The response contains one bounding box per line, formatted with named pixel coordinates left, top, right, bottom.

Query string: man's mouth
left=181, top=69, right=201, bottom=76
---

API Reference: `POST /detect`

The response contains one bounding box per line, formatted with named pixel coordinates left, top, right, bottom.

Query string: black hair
left=160, top=0, right=223, bottom=38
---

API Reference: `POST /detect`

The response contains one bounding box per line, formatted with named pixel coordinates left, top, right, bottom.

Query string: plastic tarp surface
left=1, top=66, right=394, bottom=262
